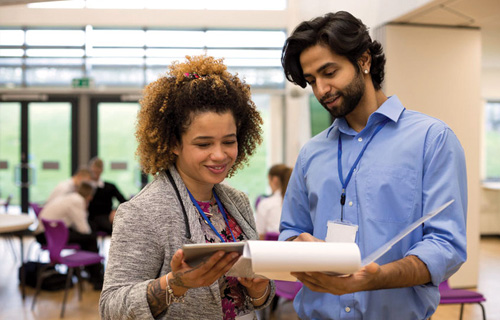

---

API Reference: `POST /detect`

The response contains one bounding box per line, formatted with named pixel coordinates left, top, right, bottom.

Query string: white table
left=0, top=214, right=35, bottom=299
left=0, top=214, right=34, bottom=233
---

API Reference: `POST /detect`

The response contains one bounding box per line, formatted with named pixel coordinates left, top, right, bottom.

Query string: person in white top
left=45, top=167, right=91, bottom=205
left=255, top=164, right=292, bottom=239
left=36, top=181, right=104, bottom=290
left=38, top=181, right=93, bottom=234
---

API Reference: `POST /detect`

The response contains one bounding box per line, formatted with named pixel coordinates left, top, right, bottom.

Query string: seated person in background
left=35, top=181, right=103, bottom=290
left=87, top=157, right=127, bottom=235
left=255, top=164, right=292, bottom=239
left=45, top=167, right=91, bottom=204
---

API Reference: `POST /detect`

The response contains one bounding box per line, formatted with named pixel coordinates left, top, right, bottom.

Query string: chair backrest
left=439, top=279, right=452, bottom=291
left=29, top=202, right=43, bottom=217
left=3, top=194, right=12, bottom=211
left=264, top=232, right=280, bottom=241
left=41, top=218, right=69, bottom=263
left=275, top=280, right=303, bottom=300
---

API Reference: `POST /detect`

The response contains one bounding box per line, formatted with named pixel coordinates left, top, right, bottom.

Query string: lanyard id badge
left=325, top=220, right=358, bottom=243
left=338, top=119, right=389, bottom=221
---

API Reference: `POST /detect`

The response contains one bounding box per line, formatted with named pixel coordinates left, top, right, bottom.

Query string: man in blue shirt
left=279, top=11, right=467, bottom=320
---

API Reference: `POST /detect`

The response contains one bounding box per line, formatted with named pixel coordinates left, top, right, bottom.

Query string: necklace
left=187, top=188, right=236, bottom=243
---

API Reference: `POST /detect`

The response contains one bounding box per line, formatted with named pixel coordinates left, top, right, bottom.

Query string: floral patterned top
left=195, top=198, right=250, bottom=320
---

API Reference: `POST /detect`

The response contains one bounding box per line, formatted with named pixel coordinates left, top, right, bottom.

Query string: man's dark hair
left=281, top=11, right=386, bottom=90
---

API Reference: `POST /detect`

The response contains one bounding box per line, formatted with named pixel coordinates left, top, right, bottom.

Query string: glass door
left=0, top=102, right=21, bottom=212
left=0, top=98, right=76, bottom=213
left=91, top=99, right=145, bottom=201
left=28, top=101, right=74, bottom=205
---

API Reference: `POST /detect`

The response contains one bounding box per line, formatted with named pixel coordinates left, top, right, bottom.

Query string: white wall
left=379, top=24, right=482, bottom=287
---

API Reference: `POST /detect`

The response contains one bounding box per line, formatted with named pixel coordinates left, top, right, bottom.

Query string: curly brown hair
left=136, top=55, right=263, bottom=176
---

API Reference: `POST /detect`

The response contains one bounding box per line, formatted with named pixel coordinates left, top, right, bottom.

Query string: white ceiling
left=1, top=0, right=499, bottom=31
left=393, top=0, right=500, bottom=29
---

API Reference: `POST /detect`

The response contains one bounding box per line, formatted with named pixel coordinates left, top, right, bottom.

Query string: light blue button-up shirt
left=279, top=96, right=467, bottom=320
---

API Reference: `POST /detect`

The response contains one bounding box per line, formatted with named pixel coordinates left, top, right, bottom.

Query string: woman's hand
left=238, top=277, right=270, bottom=306
left=168, top=249, right=240, bottom=296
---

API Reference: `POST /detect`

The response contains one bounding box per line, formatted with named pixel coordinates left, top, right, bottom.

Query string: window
left=310, top=95, right=333, bottom=136
left=485, top=101, right=500, bottom=181
left=226, top=94, right=271, bottom=207
left=0, top=27, right=286, bottom=89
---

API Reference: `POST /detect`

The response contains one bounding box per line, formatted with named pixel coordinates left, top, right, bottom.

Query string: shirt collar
left=326, top=95, right=405, bottom=138
left=91, top=179, right=104, bottom=188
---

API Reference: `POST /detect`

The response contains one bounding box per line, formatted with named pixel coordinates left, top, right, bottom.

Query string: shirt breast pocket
left=363, top=166, right=418, bottom=223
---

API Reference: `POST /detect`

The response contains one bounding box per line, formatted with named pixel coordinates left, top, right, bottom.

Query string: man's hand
left=291, top=262, right=380, bottom=295
left=292, top=255, right=431, bottom=295
left=292, top=232, right=324, bottom=242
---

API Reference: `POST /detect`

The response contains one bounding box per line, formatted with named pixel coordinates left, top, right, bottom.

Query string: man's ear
left=358, top=50, right=372, bottom=73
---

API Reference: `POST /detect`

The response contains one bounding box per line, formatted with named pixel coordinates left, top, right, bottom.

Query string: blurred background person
left=45, top=167, right=91, bottom=205
left=255, top=164, right=292, bottom=239
left=87, top=157, right=127, bottom=235
left=35, top=181, right=104, bottom=290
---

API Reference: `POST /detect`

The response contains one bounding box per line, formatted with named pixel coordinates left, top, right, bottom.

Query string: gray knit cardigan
left=99, top=166, right=275, bottom=319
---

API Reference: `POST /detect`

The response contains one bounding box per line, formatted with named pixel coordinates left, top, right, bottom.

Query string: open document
left=182, top=200, right=454, bottom=282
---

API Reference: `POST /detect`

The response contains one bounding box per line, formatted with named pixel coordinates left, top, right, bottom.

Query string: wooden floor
left=0, top=236, right=499, bottom=320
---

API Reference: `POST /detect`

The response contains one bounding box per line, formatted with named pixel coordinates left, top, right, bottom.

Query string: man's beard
left=319, top=70, right=365, bottom=119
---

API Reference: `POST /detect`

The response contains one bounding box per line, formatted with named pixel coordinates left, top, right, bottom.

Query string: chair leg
left=60, top=267, right=74, bottom=318
left=459, top=303, right=464, bottom=320
left=31, top=264, right=52, bottom=311
left=75, top=267, right=83, bottom=301
left=6, top=236, right=18, bottom=262
left=479, top=302, right=486, bottom=320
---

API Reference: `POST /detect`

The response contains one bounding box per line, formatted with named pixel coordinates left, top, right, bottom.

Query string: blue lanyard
left=187, top=188, right=236, bottom=243
left=338, top=119, right=389, bottom=221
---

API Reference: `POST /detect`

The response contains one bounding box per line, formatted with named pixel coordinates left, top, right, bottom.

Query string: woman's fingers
left=170, top=249, right=184, bottom=271
left=202, top=252, right=240, bottom=280
left=175, top=251, right=239, bottom=287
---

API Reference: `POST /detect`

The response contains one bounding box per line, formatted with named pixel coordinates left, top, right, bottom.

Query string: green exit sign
left=72, top=77, right=93, bottom=88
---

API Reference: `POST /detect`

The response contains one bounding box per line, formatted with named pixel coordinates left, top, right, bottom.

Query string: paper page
left=226, top=241, right=361, bottom=281
left=361, top=199, right=454, bottom=266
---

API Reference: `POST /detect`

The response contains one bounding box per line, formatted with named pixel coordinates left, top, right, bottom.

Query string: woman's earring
left=364, top=69, right=369, bottom=74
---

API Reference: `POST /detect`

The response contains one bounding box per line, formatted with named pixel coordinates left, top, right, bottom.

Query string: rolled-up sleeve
left=406, top=126, right=467, bottom=285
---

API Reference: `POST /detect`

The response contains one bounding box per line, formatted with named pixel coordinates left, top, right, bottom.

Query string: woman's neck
left=184, top=181, right=214, bottom=202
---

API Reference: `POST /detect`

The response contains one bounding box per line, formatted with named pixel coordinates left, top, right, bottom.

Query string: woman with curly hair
left=100, top=55, right=274, bottom=320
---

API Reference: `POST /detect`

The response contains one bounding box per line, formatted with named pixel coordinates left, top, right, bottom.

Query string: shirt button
left=345, top=307, right=351, bottom=313
left=358, top=137, right=363, bottom=142
left=349, top=201, right=353, bottom=206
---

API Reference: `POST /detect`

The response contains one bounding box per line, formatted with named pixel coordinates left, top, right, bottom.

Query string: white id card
left=325, top=220, right=358, bottom=243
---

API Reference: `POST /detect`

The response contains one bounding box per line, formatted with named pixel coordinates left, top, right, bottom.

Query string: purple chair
left=31, top=219, right=104, bottom=318
left=438, top=279, right=486, bottom=320
left=1, top=194, right=12, bottom=212
left=264, top=232, right=280, bottom=241
left=29, top=202, right=43, bottom=217
left=30, top=203, right=80, bottom=254
left=275, top=280, right=303, bottom=300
